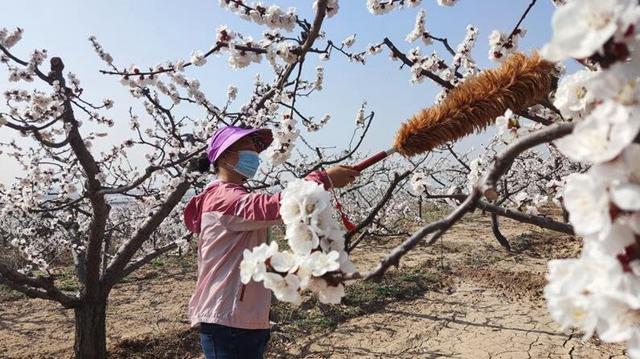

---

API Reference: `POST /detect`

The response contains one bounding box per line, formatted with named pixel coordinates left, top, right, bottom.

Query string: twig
left=345, top=170, right=412, bottom=246
left=382, top=38, right=454, bottom=89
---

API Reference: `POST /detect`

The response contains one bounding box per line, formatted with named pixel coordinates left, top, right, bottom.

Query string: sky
left=0, top=0, right=560, bottom=185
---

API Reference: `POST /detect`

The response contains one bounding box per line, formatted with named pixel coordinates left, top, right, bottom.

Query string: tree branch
left=382, top=37, right=454, bottom=89
left=252, top=0, right=329, bottom=113
left=102, top=179, right=191, bottom=289
left=425, top=193, right=574, bottom=234
left=357, top=122, right=575, bottom=281
left=116, top=238, right=188, bottom=283
left=345, top=170, right=411, bottom=246
left=0, top=262, right=78, bottom=308
left=491, top=212, right=511, bottom=250
left=47, top=57, right=110, bottom=299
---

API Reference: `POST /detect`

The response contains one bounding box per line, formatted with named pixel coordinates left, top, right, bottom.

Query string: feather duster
left=394, top=52, right=556, bottom=156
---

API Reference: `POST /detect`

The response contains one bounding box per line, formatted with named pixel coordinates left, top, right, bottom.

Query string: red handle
left=352, top=151, right=390, bottom=172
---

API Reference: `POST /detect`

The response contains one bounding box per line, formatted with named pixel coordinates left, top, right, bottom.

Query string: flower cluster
left=4, top=88, right=64, bottom=125
left=0, top=27, right=23, bottom=49
left=555, top=63, right=640, bottom=163
left=366, top=0, right=454, bottom=14
left=227, top=85, right=238, bottom=102
left=355, top=101, right=367, bottom=128
left=545, top=149, right=640, bottom=353
left=466, top=157, right=486, bottom=191
left=301, top=113, right=331, bottom=133
left=367, top=43, right=384, bottom=55
left=219, top=0, right=298, bottom=31
left=406, top=48, right=451, bottom=85
left=313, top=66, right=324, bottom=90
left=265, top=114, right=299, bottom=166
left=29, top=49, right=47, bottom=69
left=410, top=171, right=430, bottom=194
left=488, top=28, right=526, bottom=62
left=216, top=25, right=236, bottom=44
left=494, top=109, right=537, bottom=143
left=451, top=25, right=479, bottom=77
left=215, top=25, right=272, bottom=69
left=231, top=38, right=267, bottom=69
left=542, top=0, right=640, bottom=64
left=552, top=69, right=596, bottom=120
left=240, top=179, right=357, bottom=304
left=342, top=34, right=356, bottom=48
left=366, top=0, right=421, bottom=15
left=7, top=65, right=34, bottom=83
left=313, top=0, right=340, bottom=18
left=88, top=35, right=113, bottom=65
left=550, top=0, right=567, bottom=7
left=190, top=50, right=207, bottom=67
left=275, top=41, right=299, bottom=64
left=405, top=10, right=432, bottom=46
left=541, top=0, right=640, bottom=355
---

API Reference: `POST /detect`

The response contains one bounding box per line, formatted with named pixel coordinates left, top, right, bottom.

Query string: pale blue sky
left=0, top=1, right=559, bottom=184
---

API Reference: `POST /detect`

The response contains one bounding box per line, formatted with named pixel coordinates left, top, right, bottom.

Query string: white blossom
left=226, top=85, right=238, bottom=101
left=553, top=69, right=597, bottom=119
left=317, top=281, right=345, bottom=304
left=307, top=67, right=322, bottom=93
left=240, top=242, right=278, bottom=284
left=216, top=25, right=236, bottom=43
left=0, top=27, right=23, bottom=48
left=221, top=2, right=297, bottom=30
left=355, top=101, right=367, bottom=128
left=562, top=173, right=611, bottom=238
left=270, top=251, right=297, bottom=272
left=410, top=172, right=430, bottom=194
left=286, top=222, right=320, bottom=256
left=265, top=115, right=299, bottom=165
left=556, top=101, right=640, bottom=163
left=542, top=0, right=640, bottom=61
left=307, top=250, right=340, bottom=276
left=88, top=35, right=113, bottom=64
left=437, top=0, right=458, bottom=6
left=342, top=34, right=356, bottom=48
left=409, top=11, right=433, bottom=47
left=488, top=28, right=526, bottom=62
left=190, top=50, right=207, bottom=66
left=263, top=272, right=302, bottom=304
left=102, top=98, right=114, bottom=109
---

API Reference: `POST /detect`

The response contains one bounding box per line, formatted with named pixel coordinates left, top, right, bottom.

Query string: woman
left=184, top=126, right=359, bottom=358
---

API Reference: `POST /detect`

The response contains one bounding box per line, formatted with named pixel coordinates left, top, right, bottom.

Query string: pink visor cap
left=207, top=126, right=273, bottom=164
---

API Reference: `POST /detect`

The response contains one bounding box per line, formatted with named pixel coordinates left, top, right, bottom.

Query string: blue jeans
left=199, top=323, right=270, bottom=359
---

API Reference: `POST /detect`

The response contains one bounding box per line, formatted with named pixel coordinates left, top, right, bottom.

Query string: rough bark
left=73, top=299, right=108, bottom=359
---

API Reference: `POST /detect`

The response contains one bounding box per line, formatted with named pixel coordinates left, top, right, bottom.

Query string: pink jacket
left=184, top=171, right=330, bottom=329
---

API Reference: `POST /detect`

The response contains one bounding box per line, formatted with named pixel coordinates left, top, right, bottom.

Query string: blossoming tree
left=3, top=0, right=640, bottom=358
left=236, top=1, right=640, bottom=357
left=0, top=1, right=351, bottom=357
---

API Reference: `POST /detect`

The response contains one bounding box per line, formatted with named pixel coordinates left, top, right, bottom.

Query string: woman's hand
left=326, top=165, right=360, bottom=188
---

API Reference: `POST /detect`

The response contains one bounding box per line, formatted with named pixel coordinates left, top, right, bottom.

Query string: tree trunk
left=74, top=299, right=107, bottom=359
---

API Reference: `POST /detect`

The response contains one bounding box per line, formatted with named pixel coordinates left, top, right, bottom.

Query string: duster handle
left=352, top=148, right=397, bottom=172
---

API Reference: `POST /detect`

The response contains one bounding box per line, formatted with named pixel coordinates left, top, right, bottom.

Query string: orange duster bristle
left=394, top=52, right=556, bottom=156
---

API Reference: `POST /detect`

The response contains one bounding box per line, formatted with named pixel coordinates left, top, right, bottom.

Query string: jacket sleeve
left=221, top=170, right=331, bottom=232
left=184, top=195, right=203, bottom=234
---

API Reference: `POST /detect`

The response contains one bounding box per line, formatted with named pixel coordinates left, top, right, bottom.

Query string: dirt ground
left=0, top=213, right=627, bottom=358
